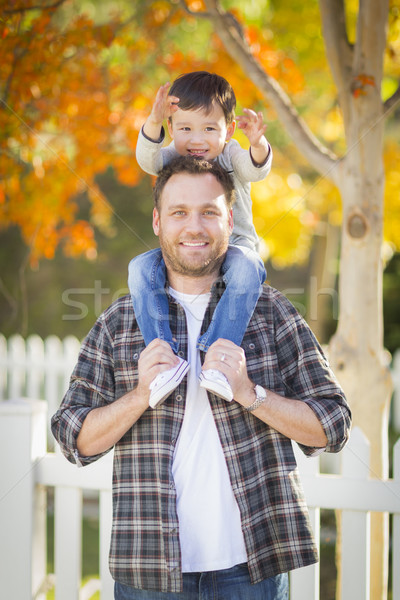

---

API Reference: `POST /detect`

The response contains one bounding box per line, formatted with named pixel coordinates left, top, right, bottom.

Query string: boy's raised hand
left=144, top=83, right=180, bottom=141
left=236, top=108, right=270, bottom=164
left=236, top=108, right=267, bottom=145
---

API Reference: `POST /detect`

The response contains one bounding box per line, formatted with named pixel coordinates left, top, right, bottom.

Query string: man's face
left=153, top=172, right=233, bottom=282
left=167, top=102, right=235, bottom=161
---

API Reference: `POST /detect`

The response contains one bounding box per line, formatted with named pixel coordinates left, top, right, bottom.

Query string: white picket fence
left=0, top=334, right=400, bottom=599
left=0, top=334, right=81, bottom=449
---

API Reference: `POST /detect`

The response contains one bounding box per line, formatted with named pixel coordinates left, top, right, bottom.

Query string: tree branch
left=201, top=0, right=340, bottom=184
left=1, top=44, right=29, bottom=105
left=383, top=83, right=400, bottom=113
left=319, top=0, right=353, bottom=125
left=178, top=0, right=211, bottom=19
left=3, top=0, right=67, bottom=14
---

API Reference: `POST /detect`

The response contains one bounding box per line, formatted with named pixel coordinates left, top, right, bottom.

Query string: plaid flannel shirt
left=51, top=282, right=351, bottom=593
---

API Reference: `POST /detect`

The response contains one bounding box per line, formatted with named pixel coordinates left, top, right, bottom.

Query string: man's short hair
left=169, top=71, right=236, bottom=125
left=153, top=156, right=235, bottom=211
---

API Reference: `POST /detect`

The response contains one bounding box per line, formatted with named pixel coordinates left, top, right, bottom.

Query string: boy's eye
left=205, top=127, right=216, bottom=132
left=179, top=127, right=191, bottom=131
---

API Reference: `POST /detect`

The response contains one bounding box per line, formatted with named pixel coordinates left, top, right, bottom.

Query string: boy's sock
left=149, top=357, right=189, bottom=408
left=199, top=369, right=233, bottom=402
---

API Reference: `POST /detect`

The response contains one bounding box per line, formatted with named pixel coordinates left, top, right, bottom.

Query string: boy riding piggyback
left=131, top=71, right=272, bottom=407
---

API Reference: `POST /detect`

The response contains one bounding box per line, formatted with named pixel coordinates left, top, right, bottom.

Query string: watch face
left=255, top=385, right=266, bottom=400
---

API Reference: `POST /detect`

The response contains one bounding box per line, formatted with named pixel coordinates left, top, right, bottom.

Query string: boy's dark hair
left=169, top=71, right=236, bottom=125
left=153, top=155, right=235, bottom=211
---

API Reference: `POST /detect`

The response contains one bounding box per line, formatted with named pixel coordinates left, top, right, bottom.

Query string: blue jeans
left=128, top=245, right=266, bottom=354
left=114, top=563, right=288, bottom=599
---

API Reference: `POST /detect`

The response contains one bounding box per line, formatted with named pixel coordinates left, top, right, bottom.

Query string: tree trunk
left=329, top=112, right=392, bottom=600
left=321, top=2, right=392, bottom=596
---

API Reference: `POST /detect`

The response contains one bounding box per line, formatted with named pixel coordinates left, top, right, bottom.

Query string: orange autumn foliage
left=0, top=1, right=304, bottom=265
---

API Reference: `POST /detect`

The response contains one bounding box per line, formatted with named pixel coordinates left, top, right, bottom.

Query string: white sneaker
left=149, top=357, right=189, bottom=408
left=199, top=369, right=233, bottom=402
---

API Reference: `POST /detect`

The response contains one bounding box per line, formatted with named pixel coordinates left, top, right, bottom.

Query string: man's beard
left=158, top=231, right=229, bottom=278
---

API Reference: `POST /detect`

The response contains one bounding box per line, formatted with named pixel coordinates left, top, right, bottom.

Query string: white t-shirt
left=170, top=287, right=247, bottom=572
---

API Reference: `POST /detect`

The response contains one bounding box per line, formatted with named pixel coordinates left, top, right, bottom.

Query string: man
left=52, top=156, right=351, bottom=600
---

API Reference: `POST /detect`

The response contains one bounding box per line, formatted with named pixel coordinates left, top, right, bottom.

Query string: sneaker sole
left=199, top=374, right=233, bottom=402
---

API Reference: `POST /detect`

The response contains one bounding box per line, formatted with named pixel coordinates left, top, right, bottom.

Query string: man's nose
left=184, top=213, right=203, bottom=233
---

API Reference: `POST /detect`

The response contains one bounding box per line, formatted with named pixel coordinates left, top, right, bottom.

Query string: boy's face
left=167, top=102, right=235, bottom=161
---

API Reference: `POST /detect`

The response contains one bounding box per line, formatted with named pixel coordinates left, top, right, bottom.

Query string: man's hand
left=202, top=338, right=254, bottom=403
left=76, top=339, right=179, bottom=457
left=201, top=339, right=328, bottom=448
left=236, top=109, right=270, bottom=165
left=143, top=83, right=180, bottom=141
left=136, top=338, right=180, bottom=400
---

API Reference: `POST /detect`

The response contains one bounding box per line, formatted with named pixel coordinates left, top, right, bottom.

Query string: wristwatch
left=245, top=384, right=268, bottom=412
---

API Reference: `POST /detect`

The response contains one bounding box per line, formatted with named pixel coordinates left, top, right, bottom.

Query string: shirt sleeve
left=273, top=292, right=352, bottom=456
left=51, top=314, right=116, bottom=467
left=135, top=126, right=180, bottom=175
left=221, top=138, right=272, bottom=183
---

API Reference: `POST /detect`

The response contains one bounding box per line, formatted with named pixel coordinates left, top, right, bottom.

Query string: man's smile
left=180, top=240, right=209, bottom=247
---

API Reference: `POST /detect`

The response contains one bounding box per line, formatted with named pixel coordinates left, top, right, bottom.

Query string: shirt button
left=177, top=351, right=184, bottom=358
left=133, top=352, right=139, bottom=360
left=175, top=394, right=183, bottom=402
left=249, top=343, right=255, bottom=350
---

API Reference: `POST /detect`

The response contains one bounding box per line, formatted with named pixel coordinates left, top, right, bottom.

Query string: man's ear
left=225, top=120, right=236, bottom=142
left=153, top=207, right=160, bottom=236
left=228, top=208, right=234, bottom=234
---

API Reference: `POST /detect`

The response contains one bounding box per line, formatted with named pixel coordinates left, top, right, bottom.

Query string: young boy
left=131, top=71, right=272, bottom=407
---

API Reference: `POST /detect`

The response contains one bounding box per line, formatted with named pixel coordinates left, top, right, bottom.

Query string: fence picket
left=289, top=509, right=320, bottom=600
left=0, top=334, right=7, bottom=400
left=62, top=336, right=81, bottom=391
left=26, top=334, right=45, bottom=399
left=8, top=334, right=26, bottom=399
left=340, top=428, right=371, bottom=600
left=55, top=486, right=82, bottom=600
left=393, top=439, right=400, bottom=600
left=99, top=489, right=114, bottom=598
left=393, top=352, right=400, bottom=431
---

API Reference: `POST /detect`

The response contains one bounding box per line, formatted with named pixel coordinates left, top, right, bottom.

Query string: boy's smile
left=167, top=103, right=235, bottom=161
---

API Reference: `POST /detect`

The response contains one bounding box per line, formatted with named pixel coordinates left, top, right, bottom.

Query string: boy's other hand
left=236, top=108, right=267, bottom=147
left=237, top=108, right=270, bottom=165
